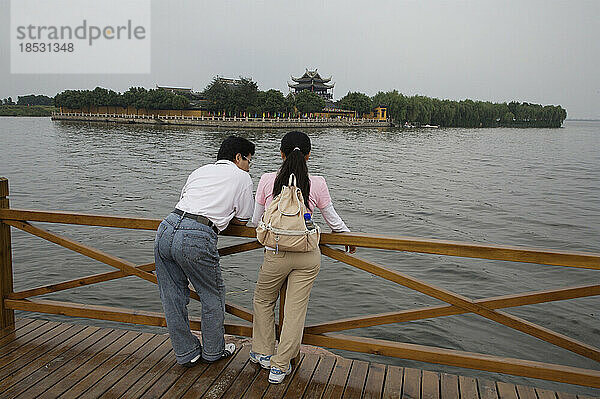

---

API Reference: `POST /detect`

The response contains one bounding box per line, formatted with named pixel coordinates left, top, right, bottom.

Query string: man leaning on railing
left=154, top=135, right=255, bottom=367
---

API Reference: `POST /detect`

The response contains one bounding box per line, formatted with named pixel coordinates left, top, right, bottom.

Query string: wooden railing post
left=0, top=178, right=15, bottom=328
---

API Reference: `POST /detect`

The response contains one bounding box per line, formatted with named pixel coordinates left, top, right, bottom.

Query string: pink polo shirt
left=255, top=172, right=332, bottom=213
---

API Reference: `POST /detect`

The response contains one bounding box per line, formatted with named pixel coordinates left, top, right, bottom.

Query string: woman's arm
left=320, top=203, right=350, bottom=232
left=251, top=202, right=265, bottom=227
left=320, top=203, right=356, bottom=253
left=250, top=173, right=269, bottom=227
left=312, top=176, right=355, bottom=253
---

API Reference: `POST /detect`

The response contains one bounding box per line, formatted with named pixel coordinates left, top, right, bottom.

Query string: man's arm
left=231, top=178, right=254, bottom=226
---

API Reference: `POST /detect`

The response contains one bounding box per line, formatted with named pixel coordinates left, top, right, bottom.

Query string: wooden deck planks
left=383, top=365, right=404, bottom=399
left=220, top=351, right=263, bottom=399
left=460, top=375, right=480, bottom=399
left=322, top=356, right=353, bottom=399
left=556, top=392, right=578, bottom=399
left=516, top=384, right=539, bottom=399
left=478, top=378, right=500, bottom=399
left=179, top=345, right=246, bottom=399
left=285, top=353, right=320, bottom=398
left=0, top=325, right=94, bottom=387
left=0, top=319, right=53, bottom=356
left=82, top=334, right=170, bottom=398
left=343, top=360, right=370, bottom=399
left=363, top=362, right=386, bottom=399
left=0, top=318, right=46, bottom=345
left=403, top=367, right=422, bottom=399
left=440, top=373, right=459, bottom=399
left=0, top=324, right=88, bottom=388
left=262, top=354, right=307, bottom=399
left=37, top=330, right=140, bottom=399
left=106, top=338, right=174, bottom=398
left=0, top=319, right=598, bottom=399
left=13, top=328, right=127, bottom=398
left=243, top=365, right=272, bottom=398
left=0, top=322, right=76, bottom=373
left=497, top=381, right=519, bottom=399
left=153, top=360, right=210, bottom=398
left=422, top=370, right=440, bottom=399
left=58, top=332, right=155, bottom=398
left=303, top=355, right=337, bottom=399
left=123, top=355, right=178, bottom=399
left=0, top=318, right=35, bottom=339
left=0, top=326, right=105, bottom=399
left=182, top=345, right=251, bottom=399
left=536, top=388, right=558, bottom=399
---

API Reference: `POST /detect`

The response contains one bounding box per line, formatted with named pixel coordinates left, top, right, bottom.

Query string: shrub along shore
left=370, top=91, right=566, bottom=128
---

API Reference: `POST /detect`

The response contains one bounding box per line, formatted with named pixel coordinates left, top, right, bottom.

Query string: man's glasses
left=242, top=155, right=252, bottom=165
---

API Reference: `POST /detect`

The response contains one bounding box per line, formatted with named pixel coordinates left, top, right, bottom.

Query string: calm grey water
left=1, top=117, right=599, bottom=394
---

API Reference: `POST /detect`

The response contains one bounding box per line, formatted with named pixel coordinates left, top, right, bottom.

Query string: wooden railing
left=52, top=112, right=389, bottom=124
left=0, top=177, right=599, bottom=388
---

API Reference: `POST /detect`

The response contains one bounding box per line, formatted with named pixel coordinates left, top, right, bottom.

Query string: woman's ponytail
left=273, top=133, right=312, bottom=208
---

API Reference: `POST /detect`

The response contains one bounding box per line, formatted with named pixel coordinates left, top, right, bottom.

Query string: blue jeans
left=154, top=211, right=226, bottom=363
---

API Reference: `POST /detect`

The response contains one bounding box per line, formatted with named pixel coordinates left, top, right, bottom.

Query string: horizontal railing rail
left=0, top=178, right=599, bottom=388
left=2, top=208, right=598, bottom=269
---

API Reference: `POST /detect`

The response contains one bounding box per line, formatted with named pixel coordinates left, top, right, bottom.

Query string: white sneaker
left=249, top=351, right=271, bottom=368
left=181, top=353, right=201, bottom=368
left=269, top=363, right=292, bottom=384
left=223, top=343, right=236, bottom=357
left=202, top=342, right=236, bottom=363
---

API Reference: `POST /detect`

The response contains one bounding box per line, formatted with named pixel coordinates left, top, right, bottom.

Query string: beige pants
left=252, top=248, right=321, bottom=371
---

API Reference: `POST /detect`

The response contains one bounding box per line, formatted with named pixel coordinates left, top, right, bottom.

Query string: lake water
left=1, top=117, right=598, bottom=394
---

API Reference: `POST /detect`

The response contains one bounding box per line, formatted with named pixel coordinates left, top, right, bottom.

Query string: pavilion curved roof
left=291, top=68, right=332, bottom=83
left=288, top=82, right=335, bottom=90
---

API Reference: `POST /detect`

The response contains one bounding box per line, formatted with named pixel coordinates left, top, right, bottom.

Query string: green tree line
left=2, top=95, right=53, bottom=106
left=17, top=94, right=54, bottom=106
left=368, top=91, right=567, bottom=128
left=54, top=87, right=189, bottom=110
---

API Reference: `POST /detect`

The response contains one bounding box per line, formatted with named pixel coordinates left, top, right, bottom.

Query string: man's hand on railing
left=345, top=245, right=357, bottom=254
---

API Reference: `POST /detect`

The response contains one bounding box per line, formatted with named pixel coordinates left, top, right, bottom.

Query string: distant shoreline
left=0, top=105, right=56, bottom=117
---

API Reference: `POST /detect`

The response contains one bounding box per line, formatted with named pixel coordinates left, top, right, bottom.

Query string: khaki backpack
left=256, top=174, right=321, bottom=252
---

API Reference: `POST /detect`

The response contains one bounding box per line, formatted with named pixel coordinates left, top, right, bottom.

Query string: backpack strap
left=288, top=173, right=297, bottom=187
left=277, top=181, right=302, bottom=217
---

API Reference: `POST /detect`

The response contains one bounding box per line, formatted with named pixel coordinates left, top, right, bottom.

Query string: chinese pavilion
left=288, top=69, right=335, bottom=100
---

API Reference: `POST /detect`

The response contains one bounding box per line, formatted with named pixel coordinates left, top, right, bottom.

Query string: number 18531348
left=19, top=42, right=74, bottom=52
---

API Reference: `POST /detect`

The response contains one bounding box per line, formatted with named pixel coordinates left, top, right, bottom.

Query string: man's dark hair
left=217, top=136, right=256, bottom=162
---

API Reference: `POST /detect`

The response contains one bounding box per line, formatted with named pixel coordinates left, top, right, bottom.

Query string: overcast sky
left=1, top=0, right=599, bottom=119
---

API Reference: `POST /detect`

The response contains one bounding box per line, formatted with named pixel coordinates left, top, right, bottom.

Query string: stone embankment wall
left=51, top=113, right=392, bottom=128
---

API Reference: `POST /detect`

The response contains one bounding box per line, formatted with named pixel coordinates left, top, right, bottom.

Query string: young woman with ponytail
left=249, top=131, right=355, bottom=384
